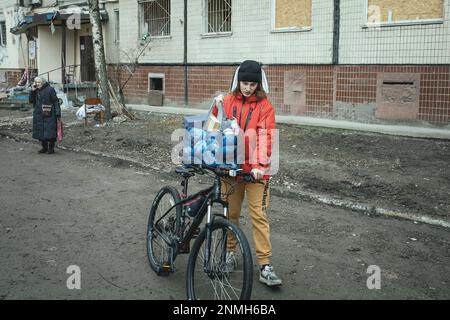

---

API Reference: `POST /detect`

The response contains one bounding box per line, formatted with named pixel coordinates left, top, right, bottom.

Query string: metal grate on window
left=140, top=0, right=171, bottom=37
left=206, top=0, right=232, bottom=33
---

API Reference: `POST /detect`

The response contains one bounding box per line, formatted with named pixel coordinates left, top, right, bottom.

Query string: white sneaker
left=259, top=265, right=282, bottom=287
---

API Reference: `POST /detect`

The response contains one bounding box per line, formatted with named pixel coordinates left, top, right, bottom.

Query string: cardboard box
left=205, top=114, right=221, bottom=132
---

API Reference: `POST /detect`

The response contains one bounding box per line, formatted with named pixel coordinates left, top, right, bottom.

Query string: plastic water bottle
left=203, top=151, right=216, bottom=166
left=182, top=146, right=192, bottom=164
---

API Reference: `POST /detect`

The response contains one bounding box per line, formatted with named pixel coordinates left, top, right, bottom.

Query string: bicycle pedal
left=162, top=263, right=172, bottom=272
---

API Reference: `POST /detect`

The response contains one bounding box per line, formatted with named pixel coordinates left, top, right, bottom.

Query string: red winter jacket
left=213, top=92, right=276, bottom=178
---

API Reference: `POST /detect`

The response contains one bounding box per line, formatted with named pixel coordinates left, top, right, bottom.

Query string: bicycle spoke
left=147, top=186, right=181, bottom=275
left=188, top=220, right=250, bottom=300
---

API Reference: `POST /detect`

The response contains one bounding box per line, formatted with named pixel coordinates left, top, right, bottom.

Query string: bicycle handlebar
left=185, top=164, right=255, bottom=183
left=229, top=169, right=255, bottom=183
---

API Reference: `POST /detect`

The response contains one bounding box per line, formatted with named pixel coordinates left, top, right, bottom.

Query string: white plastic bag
left=76, top=105, right=86, bottom=120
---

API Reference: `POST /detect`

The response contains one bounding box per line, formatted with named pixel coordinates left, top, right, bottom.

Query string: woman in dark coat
left=29, top=77, right=61, bottom=154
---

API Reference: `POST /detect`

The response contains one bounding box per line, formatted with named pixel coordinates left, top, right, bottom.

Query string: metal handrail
left=36, top=64, right=81, bottom=83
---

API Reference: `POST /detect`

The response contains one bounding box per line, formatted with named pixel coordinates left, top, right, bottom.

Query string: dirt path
left=1, top=138, right=449, bottom=299
left=1, top=107, right=449, bottom=223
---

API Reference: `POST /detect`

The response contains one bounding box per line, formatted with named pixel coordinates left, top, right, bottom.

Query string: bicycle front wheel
left=186, top=218, right=253, bottom=300
left=146, top=186, right=181, bottom=275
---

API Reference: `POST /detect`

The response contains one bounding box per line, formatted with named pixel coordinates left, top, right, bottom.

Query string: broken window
left=0, top=20, right=6, bottom=46
left=203, top=0, right=232, bottom=34
left=367, top=0, right=444, bottom=24
left=139, top=0, right=171, bottom=37
left=273, top=0, right=312, bottom=30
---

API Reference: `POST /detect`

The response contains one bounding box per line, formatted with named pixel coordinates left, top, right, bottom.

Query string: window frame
left=201, top=0, right=233, bottom=38
left=114, top=9, right=120, bottom=43
left=364, top=0, right=445, bottom=28
left=148, top=73, right=165, bottom=94
left=0, top=20, right=7, bottom=47
left=138, top=0, right=172, bottom=39
left=270, top=0, right=313, bottom=33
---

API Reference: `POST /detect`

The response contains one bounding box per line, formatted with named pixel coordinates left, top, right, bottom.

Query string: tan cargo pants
left=221, top=178, right=272, bottom=266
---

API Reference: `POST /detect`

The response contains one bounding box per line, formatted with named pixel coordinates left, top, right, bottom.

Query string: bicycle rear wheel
left=146, top=186, right=181, bottom=275
left=186, top=218, right=253, bottom=300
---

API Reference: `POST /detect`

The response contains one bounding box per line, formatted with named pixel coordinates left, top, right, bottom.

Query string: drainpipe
left=332, top=0, right=340, bottom=65
left=183, top=0, right=188, bottom=106
left=62, top=23, right=66, bottom=84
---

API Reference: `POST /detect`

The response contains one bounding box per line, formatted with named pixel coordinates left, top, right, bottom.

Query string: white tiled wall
left=117, top=0, right=184, bottom=64
left=104, top=0, right=450, bottom=65
left=339, top=0, right=450, bottom=64
left=117, top=0, right=333, bottom=64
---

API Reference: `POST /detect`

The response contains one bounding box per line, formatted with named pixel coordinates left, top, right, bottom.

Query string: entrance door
left=80, top=36, right=95, bottom=82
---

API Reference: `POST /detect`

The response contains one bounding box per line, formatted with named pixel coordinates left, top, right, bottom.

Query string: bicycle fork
left=203, top=201, right=229, bottom=275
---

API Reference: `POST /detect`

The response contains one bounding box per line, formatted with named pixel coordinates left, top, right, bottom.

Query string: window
left=114, top=10, right=119, bottom=42
left=28, top=40, right=37, bottom=69
left=203, top=0, right=232, bottom=34
left=272, top=0, right=312, bottom=32
left=150, top=77, right=163, bottom=91
left=148, top=73, right=165, bottom=93
left=0, top=20, right=6, bottom=46
left=139, top=0, right=171, bottom=37
left=367, top=0, right=444, bottom=26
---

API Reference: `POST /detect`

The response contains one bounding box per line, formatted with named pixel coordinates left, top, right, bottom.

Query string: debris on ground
left=0, top=107, right=449, bottom=220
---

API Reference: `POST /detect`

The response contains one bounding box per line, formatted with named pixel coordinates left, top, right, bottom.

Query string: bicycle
left=146, top=164, right=254, bottom=300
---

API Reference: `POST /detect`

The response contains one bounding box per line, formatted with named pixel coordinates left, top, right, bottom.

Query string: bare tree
left=110, top=36, right=153, bottom=107
left=87, top=0, right=111, bottom=120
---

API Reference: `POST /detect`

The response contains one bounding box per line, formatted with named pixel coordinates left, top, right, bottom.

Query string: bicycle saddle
left=175, top=165, right=197, bottom=175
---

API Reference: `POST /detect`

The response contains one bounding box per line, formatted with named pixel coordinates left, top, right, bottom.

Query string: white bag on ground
left=76, top=105, right=86, bottom=120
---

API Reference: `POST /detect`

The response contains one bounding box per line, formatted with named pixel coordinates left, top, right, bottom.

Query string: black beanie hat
left=238, top=60, right=262, bottom=83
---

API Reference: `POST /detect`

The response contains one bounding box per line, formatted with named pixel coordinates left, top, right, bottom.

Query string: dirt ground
left=1, top=107, right=449, bottom=222
left=1, top=105, right=449, bottom=300
left=1, top=137, right=449, bottom=300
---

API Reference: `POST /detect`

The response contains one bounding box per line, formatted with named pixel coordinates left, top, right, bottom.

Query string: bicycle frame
left=147, top=165, right=254, bottom=299
left=153, top=173, right=229, bottom=261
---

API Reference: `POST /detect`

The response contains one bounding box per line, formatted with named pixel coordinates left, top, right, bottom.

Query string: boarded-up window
left=368, top=0, right=443, bottom=23
left=274, top=0, right=312, bottom=29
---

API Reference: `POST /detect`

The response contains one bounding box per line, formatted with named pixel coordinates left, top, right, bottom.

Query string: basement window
left=148, top=73, right=165, bottom=93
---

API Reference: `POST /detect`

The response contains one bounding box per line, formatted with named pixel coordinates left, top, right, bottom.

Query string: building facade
left=2, top=0, right=449, bottom=125
left=0, top=0, right=28, bottom=87
left=1, top=0, right=107, bottom=88
left=114, top=0, right=450, bottom=125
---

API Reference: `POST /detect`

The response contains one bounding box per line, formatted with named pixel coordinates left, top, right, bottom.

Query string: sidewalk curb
left=2, top=131, right=449, bottom=229
left=128, top=104, right=450, bottom=140
left=271, top=187, right=450, bottom=229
